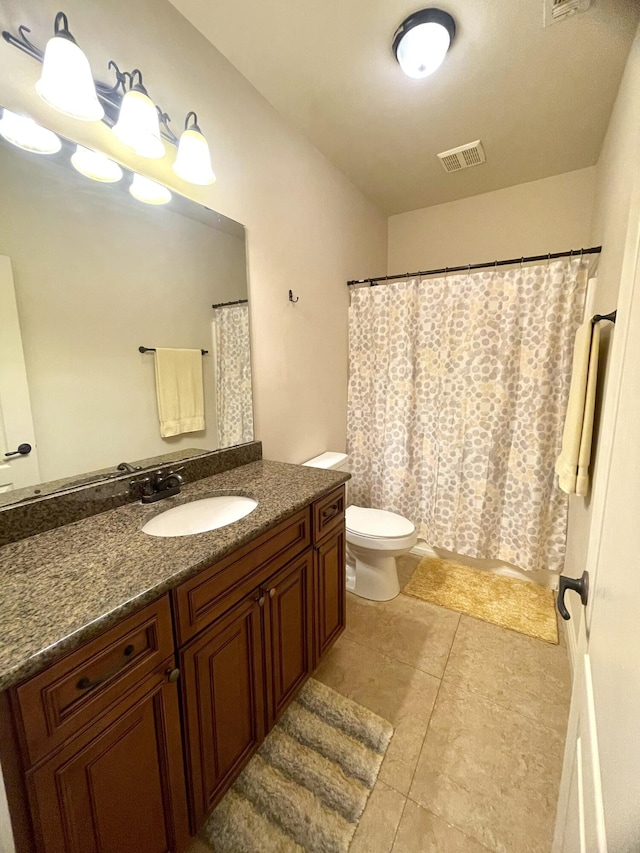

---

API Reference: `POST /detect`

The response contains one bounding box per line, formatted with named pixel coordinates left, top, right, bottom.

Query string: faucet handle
left=129, top=475, right=154, bottom=498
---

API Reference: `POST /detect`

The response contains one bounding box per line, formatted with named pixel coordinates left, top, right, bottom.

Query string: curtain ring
left=520, top=256, right=524, bottom=269
left=445, top=266, right=448, bottom=279
left=494, top=259, right=498, bottom=274
left=467, top=262, right=471, bottom=276
left=547, top=252, right=551, bottom=267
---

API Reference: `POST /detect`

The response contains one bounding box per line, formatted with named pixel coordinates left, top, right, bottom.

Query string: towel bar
left=139, top=346, right=208, bottom=355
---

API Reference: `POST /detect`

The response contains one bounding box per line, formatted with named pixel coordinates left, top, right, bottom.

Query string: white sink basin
left=142, top=495, right=258, bottom=537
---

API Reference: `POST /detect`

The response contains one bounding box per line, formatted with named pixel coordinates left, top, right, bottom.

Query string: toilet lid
left=346, top=506, right=415, bottom=539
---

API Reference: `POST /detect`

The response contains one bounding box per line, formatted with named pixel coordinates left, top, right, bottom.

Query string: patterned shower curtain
left=347, top=259, right=587, bottom=573
left=213, top=304, right=254, bottom=447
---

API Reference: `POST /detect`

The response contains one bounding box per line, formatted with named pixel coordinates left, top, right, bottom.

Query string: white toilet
left=303, top=452, right=417, bottom=601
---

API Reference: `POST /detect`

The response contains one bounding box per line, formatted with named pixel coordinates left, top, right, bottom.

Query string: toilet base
left=347, top=548, right=401, bottom=601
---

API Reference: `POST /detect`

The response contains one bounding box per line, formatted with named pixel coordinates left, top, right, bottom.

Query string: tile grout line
left=403, top=610, right=462, bottom=800
left=438, top=675, right=570, bottom=739
left=340, top=630, right=448, bottom=682
left=403, top=797, right=498, bottom=853
left=389, top=797, right=410, bottom=851
left=390, top=610, right=502, bottom=853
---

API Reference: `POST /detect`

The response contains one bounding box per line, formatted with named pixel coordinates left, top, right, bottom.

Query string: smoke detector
left=437, top=140, right=486, bottom=173
left=544, top=0, right=591, bottom=26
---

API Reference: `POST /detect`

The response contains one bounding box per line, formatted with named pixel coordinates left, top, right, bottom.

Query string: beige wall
left=563, top=22, right=640, bottom=638
left=0, top=0, right=386, bottom=466
left=387, top=168, right=596, bottom=274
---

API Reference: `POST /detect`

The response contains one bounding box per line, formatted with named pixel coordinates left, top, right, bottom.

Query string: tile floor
left=314, top=555, right=572, bottom=853
left=189, top=554, right=572, bottom=853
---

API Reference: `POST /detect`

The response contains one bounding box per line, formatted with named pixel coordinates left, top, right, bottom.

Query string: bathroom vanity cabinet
left=1, top=484, right=346, bottom=853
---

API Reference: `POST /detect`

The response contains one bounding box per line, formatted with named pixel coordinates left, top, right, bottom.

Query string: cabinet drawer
left=313, top=486, right=345, bottom=542
left=174, top=508, right=311, bottom=645
left=14, top=596, right=174, bottom=768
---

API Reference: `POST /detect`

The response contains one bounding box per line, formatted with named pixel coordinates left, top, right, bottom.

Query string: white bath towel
left=555, top=321, right=600, bottom=496
left=153, top=348, right=205, bottom=438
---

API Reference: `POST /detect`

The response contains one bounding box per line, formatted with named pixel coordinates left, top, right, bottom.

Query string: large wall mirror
left=0, top=112, right=253, bottom=507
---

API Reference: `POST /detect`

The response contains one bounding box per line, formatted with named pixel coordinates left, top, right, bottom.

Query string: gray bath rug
left=201, top=678, right=393, bottom=853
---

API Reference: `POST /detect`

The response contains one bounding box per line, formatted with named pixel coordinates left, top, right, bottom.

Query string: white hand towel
left=154, top=348, right=205, bottom=438
left=555, top=321, right=601, bottom=496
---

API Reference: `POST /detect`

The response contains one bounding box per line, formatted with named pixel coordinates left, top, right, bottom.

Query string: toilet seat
left=346, top=505, right=417, bottom=552
left=346, top=506, right=415, bottom=538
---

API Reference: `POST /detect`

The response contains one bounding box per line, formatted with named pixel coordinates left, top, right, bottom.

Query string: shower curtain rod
left=346, top=246, right=602, bottom=287
left=212, top=298, right=248, bottom=309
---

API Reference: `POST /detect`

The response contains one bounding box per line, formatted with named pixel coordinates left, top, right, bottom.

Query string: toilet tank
left=302, top=452, right=349, bottom=472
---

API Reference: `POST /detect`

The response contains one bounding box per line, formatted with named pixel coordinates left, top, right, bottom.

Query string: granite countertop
left=0, top=460, right=348, bottom=692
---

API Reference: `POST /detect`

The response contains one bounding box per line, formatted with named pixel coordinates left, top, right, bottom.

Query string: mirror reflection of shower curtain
left=347, top=259, right=589, bottom=574
left=212, top=304, right=254, bottom=447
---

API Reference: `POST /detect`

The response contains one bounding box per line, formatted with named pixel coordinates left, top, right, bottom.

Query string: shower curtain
left=212, top=303, right=254, bottom=447
left=347, top=259, right=587, bottom=573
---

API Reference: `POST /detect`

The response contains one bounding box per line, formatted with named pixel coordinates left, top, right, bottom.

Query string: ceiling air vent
left=437, top=140, right=486, bottom=173
left=544, top=0, right=591, bottom=26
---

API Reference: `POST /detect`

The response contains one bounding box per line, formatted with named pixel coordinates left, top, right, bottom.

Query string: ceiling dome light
left=392, top=9, right=455, bottom=79
left=35, top=12, right=104, bottom=121
left=71, top=145, right=123, bottom=183
left=0, top=109, right=61, bottom=154
left=129, top=173, right=172, bottom=205
left=172, top=111, right=216, bottom=186
left=112, top=70, right=165, bottom=159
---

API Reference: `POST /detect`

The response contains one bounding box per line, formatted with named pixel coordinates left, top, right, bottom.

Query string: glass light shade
left=172, top=128, right=216, bottom=185
left=71, top=145, right=123, bottom=183
left=36, top=36, right=104, bottom=121
left=112, top=89, right=165, bottom=159
left=0, top=109, right=61, bottom=154
left=129, top=173, right=172, bottom=205
left=396, top=21, right=451, bottom=78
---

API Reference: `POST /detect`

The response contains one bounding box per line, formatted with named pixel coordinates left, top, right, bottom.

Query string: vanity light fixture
left=112, top=70, right=165, bottom=159
left=0, top=108, right=61, bottom=154
left=35, top=12, right=104, bottom=121
left=172, top=112, right=216, bottom=185
left=129, top=172, right=172, bottom=205
left=71, top=145, right=123, bottom=182
left=2, top=15, right=217, bottom=183
left=392, top=9, right=455, bottom=79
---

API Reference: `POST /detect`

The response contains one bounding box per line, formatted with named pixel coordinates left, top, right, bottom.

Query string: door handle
left=4, top=443, right=32, bottom=457
left=557, top=571, right=589, bottom=621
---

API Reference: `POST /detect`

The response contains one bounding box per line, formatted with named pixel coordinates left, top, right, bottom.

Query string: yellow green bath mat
left=403, top=557, right=558, bottom=644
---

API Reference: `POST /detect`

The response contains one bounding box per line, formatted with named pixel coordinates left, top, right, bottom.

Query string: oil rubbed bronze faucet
left=117, top=461, right=142, bottom=474
left=131, top=468, right=185, bottom=503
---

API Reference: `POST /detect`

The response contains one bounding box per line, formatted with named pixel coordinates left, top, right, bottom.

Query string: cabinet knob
left=258, top=596, right=265, bottom=607
left=269, top=588, right=276, bottom=598
left=166, top=668, right=180, bottom=683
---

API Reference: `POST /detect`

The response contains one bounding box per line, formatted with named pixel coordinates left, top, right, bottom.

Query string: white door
left=553, top=182, right=640, bottom=851
left=0, top=255, right=40, bottom=491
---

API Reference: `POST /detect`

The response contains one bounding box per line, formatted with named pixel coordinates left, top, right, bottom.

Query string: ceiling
left=169, top=0, right=640, bottom=216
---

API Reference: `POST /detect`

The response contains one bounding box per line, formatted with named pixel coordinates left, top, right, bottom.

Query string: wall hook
left=289, top=290, right=299, bottom=303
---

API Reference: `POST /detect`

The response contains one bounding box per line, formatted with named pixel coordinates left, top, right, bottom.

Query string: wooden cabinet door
left=27, top=670, right=189, bottom=853
left=314, top=527, right=346, bottom=666
left=180, top=594, right=265, bottom=830
left=263, top=552, right=313, bottom=727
